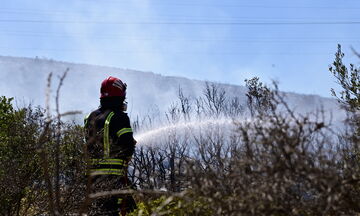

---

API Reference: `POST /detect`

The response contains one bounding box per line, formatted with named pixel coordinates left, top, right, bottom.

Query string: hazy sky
left=1, top=0, right=359, bottom=97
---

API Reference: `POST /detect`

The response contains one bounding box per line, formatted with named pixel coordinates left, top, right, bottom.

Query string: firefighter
left=84, top=76, right=137, bottom=215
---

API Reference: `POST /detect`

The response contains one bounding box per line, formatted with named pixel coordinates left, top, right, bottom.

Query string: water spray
left=134, top=118, right=237, bottom=145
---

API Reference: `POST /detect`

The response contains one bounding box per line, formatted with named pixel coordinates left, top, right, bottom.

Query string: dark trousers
left=89, top=195, right=136, bottom=216
left=87, top=175, right=137, bottom=215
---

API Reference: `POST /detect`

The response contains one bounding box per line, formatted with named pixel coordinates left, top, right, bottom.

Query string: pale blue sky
left=1, top=0, right=359, bottom=97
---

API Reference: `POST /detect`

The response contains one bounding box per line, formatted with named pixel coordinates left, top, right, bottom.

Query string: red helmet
left=100, top=76, right=127, bottom=98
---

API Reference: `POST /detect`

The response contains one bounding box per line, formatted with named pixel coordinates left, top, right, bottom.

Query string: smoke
left=0, top=0, right=349, bottom=125
left=0, top=0, right=252, bottom=117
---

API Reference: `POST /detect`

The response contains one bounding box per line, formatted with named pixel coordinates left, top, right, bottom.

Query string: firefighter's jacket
left=84, top=107, right=135, bottom=176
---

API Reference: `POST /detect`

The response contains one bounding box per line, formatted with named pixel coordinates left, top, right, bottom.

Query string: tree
left=330, top=45, right=360, bottom=112
left=329, top=45, right=360, bottom=143
left=245, top=77, right=273, bottom=116
left=0, top=97, right=44, bottom=215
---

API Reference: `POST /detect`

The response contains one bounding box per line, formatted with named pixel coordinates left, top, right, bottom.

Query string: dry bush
left=129, top=46, right=360, bottom=215
left=184, top=86, right=360, bottom=215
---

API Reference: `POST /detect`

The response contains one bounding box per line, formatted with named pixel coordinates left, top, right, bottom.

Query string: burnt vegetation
left=0, top=45, right=359, bottom=215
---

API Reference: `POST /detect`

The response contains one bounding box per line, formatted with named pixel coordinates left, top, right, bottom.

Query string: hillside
left=0, top=56, right=344, bottom=123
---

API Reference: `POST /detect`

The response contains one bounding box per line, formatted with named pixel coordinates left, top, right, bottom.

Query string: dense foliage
left=0, top=95, right=85, bottom=215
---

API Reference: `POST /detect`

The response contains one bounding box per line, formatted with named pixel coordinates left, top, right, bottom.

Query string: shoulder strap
left=103, top=111, right=115, bottom=158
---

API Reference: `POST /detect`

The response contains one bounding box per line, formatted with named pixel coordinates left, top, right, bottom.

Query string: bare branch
left=54, top=68, right=69, bottom=215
